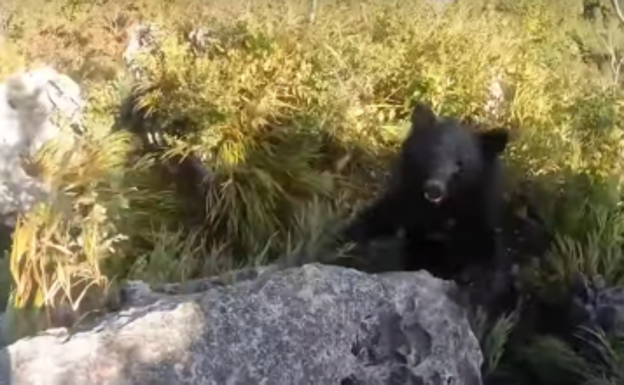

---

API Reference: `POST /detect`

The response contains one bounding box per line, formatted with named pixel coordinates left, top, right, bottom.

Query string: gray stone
left=0, top=66, right=84, bottom=228
left=0, top=263, right=483, bottom=385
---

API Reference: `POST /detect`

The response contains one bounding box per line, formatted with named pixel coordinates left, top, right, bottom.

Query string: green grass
left=2, top=0, right=624, bottom=381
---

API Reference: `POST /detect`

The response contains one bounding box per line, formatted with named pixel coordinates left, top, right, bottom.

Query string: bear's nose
left=423, top=180, right=445, bottom=203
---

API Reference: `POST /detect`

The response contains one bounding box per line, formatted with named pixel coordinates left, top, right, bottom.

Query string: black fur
left=340, top=103, right=510, bottom=283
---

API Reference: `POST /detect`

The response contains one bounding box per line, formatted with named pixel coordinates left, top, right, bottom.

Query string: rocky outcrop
left=0, top=263, right=483, bottom=385
left=0, top=66, right=84, bottom=230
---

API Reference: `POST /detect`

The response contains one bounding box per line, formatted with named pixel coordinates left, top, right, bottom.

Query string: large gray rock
left=0, top=66, right=84, bottom=228
left=0, top=263, right=483, bottom=385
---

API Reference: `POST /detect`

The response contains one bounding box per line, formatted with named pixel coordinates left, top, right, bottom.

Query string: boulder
left=0, top=263, right=483, bottom=385
left=0, top=66, right=84, bottom=229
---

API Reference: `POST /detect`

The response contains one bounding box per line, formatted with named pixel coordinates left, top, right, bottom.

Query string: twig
left=308, top=0, right=318, bottom=24
left=612, top=0, right=624, bottom=25
left=610, top=0, right=624, bottom=84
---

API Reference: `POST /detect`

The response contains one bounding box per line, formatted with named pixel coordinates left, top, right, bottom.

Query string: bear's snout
left=423, top=179, right=446, bottom=204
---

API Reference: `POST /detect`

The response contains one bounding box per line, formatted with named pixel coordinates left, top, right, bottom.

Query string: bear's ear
left=410, top=102, right=436, bottom=130
left=478, top=128, right=509, bottom=157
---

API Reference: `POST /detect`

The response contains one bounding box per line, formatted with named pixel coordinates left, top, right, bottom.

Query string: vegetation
left=2, top=0, right=624, bottom=382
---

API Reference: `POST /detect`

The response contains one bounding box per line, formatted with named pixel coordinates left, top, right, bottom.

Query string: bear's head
left=403, top=103, right=509, bottom=205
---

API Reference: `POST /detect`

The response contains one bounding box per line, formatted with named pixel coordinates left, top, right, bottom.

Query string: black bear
left=339, top=102, right=510, bottom=282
